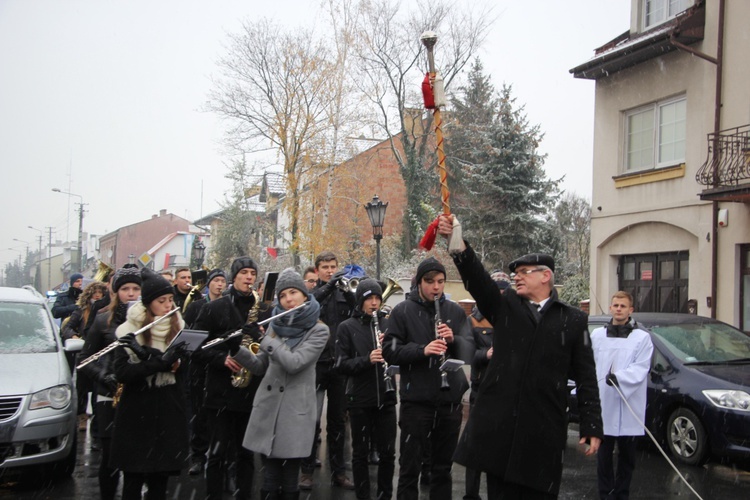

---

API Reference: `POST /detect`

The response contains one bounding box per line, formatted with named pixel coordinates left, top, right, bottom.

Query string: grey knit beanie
left=275, top=268, right=308, bottom=299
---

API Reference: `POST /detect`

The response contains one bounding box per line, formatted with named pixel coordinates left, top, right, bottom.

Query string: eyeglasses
left=510, top=268, right=545, bottom=279
left=305, top=279, right=317, bottom=284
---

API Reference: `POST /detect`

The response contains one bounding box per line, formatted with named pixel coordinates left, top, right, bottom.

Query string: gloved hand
left=102, top=373, right=118, bottom=394
left=161, top=341, right=188, bottom=367
left=605, top=372, right=619, bottom=387
left=329, top=269, right=347, bottom=286
left=241, top=322, right=261, bottom=341
left=118, top=333, right=150, bottom=360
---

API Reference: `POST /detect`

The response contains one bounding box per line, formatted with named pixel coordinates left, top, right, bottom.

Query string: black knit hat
left=415, top=257, right=446, bottom=285
left=113, top=266, right=143, bottom=292
left=69, top=273, right=84, bottom=286
left=508, top=253, right=555, bottom=273
left=355, top=278, right=383, bottom=308
left=230, top=257, right=259, bottom=283
left=275, top=268, right=308, bottom=299
left=207, top=268, right=226, bottom=285
left=140, top=268, right=174, bottom=305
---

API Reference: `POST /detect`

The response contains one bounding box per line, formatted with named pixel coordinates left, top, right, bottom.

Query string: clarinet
left=372, top=312, right=395, bottom=393
left=434, top=294, right=450, bottom=391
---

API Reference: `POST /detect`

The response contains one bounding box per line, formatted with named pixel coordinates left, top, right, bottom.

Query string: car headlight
left=29, top=385, right=72, bottom=410
left=702, top=390, right=750, bottom=412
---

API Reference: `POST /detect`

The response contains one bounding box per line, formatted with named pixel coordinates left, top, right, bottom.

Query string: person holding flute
left=381, top=257, right=472, bottom=500
left=336, top=278, right=397, bottom=500
left=109, top=268, right=189, bottom=500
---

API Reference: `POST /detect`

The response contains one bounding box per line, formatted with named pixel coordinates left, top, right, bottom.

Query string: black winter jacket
left=312, top=280, right=355, bottom=363
left=191, top=290, right=267, bottom=412
left=78, top=304, right=128, bottom=399
left=52, top=287, right=82, bottom=320
left=336, top=309, right=397, bottom=409
left=382, top=290, right=472, bottom=405
left=468, top=309, right=493, bottom=395
left=451, top=242, right=602, bottom=496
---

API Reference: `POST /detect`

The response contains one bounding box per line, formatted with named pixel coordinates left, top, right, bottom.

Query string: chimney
left=160, top=209, right=167, bottom=217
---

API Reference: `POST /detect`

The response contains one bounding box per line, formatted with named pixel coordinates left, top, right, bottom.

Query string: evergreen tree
left=447, top=59, right=560, bottom=270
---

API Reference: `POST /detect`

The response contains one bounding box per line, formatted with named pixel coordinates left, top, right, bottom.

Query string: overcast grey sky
left=0, top=0, right=630, bottom=278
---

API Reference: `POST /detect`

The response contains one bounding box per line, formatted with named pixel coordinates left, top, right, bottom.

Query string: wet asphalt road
left=2, top=417, right=750, bottom=499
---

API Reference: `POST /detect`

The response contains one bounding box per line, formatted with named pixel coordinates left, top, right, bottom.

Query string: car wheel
left=666, top=407, right=708, bottom=466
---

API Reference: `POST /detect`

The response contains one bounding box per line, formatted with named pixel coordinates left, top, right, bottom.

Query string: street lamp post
left=52, top=188, right=86, bottom=274
left=191, top=236, right=206, bottom=270
left=364, top=194, right=388, bottom=280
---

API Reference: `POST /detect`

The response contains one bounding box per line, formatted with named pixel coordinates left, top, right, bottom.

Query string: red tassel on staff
left=422, top=73, right=435, bottom=109
left=418, top=217, right=440, bottom=251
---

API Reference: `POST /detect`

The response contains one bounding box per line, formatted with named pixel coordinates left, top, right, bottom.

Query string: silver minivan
left=0, top=286, right=83, bottom=479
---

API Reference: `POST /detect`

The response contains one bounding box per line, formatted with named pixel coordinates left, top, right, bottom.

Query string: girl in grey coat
left=231, top=268, right=328, bottom=500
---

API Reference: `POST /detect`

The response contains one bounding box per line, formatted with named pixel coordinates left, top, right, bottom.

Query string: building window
left=625, top=97, right=686, bottom=173
left=644, top=0, right=693, bottom=29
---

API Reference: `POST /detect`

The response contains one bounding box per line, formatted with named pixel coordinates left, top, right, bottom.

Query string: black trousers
left=189, top=366, right=209, bottom=464
left=121, top=471, right=169, bottom=500
left=349, top=405, right=397, bottom=500
left=396, top=401, right=462, bottom=500
left=485, top=474, right=557, bottom=500
left=205, top=408, right=254, bottom=500
left=96, top=400, right=118, bottom=500
left=301, top=362, right=347, bottom=477
left=597, top=435, right=637, bottom=500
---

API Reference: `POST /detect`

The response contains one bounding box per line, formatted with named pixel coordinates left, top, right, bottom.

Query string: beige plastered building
left=571, top=0, right=749, bottom=330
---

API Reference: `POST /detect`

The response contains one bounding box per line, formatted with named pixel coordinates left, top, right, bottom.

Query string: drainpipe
left=670, top=0, right=724, bottom=318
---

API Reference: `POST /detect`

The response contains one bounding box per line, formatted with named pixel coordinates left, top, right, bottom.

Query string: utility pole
left=47, top=227, right=53, bottom=291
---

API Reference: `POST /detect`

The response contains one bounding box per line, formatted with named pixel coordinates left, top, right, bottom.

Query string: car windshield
left=648, top=322, right=750, bottom=363
left=0, top=302, right=57, bottom=354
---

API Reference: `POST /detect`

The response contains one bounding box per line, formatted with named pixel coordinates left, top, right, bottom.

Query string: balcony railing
left=696, top=125, right=750, bottom=187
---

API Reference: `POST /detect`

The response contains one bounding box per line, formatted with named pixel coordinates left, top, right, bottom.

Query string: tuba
left=94, top=261, right=114, bottom=282
left=380, top=278, right=403, bottom=313
left=230, top=289, right=262, bottom=388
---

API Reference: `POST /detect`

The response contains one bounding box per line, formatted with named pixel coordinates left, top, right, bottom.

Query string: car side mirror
left=64, top=338, right=85, bottom=353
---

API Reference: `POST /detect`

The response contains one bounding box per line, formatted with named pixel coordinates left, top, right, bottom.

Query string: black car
left=569, top=313, right=750, bottom=466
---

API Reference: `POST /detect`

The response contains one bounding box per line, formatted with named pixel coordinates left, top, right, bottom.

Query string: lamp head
left=420, top=31, right=438, bottom=50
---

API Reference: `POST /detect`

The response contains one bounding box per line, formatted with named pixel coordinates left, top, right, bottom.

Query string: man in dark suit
left=438, top=215, right=602, bottom=500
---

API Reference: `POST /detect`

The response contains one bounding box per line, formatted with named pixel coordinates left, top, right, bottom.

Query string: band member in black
left=337, top=279, right=397, bottom=500
left=382, top=257, right=472, bottom=500
left=192, top=257, right=266, bottom=500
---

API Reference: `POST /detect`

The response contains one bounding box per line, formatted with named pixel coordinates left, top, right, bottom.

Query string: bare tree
left=208, top=18, right=334, bottom=264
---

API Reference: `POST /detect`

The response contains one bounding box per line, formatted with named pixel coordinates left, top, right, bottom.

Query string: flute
left=76, top=307, right=180, bottom=369
left=200, top=302, right=309, bottom=350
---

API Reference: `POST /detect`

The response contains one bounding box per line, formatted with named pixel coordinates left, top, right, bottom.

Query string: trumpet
left=372, top=312, right=395, bottom=393
left=76, top=307, right=180, bottom=369
left=434, top=294, right=450, bottom=391
left=336, top=276, right=360, bottom=293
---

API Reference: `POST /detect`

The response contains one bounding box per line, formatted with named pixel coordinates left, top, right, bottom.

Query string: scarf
left=115, top=301, right=185, bottom=387
left=606, top=317, right=637, bottom=338
left=270, top=295, right=321, bottom=348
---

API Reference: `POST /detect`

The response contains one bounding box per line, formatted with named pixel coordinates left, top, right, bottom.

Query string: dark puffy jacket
left=469, top=308, right=494, bottom=396
left=52, top=287, right=82, bottom=320
left=382, top=290, right=472, bottom=405
left=336, top=310, right=397, bottom=409
left=78, top=305, right=127, bottom=399
left=191, top=291, right=268, bottom=412
left=312, top=281, right=355, bottom=362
